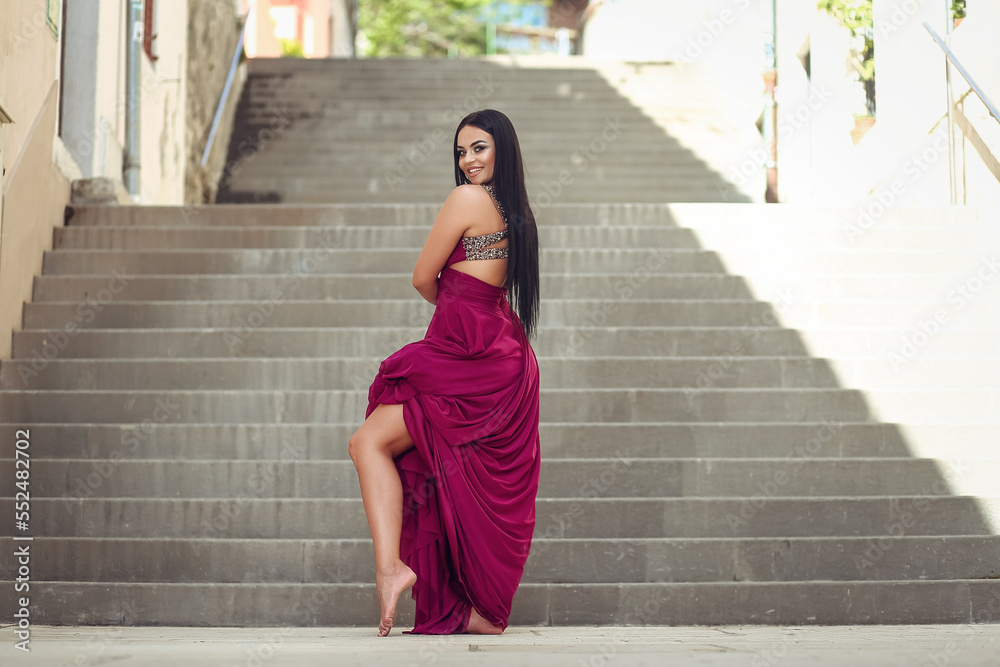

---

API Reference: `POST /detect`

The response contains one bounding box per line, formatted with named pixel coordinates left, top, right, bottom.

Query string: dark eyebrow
left=457, top=140, right=488, bottom=150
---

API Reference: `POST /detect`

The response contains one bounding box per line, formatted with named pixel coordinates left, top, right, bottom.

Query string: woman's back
left=445, top=184, right=509, bottom=288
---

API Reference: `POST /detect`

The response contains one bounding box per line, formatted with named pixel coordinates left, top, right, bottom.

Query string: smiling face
left=456, top=125, right=496, bottom=185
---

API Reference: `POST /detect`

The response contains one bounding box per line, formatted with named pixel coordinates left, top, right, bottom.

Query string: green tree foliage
left=952, top=0, right=966, bottom=19
left=280, top=38, right=306, bottom=58
left=359, top=0, right=495, bottom=57
left=359, top=0, right=542, bottom=57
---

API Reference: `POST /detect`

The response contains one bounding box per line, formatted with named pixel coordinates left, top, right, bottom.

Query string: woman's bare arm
left=411, top=185, right=483, bottom=303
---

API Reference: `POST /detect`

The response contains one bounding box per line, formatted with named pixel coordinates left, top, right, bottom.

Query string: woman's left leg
left=348, top=403, right=417, bottom=636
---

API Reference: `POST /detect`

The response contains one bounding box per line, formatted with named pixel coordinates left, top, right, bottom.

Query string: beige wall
left=0, top=86, right=71, bottom=361
left=0, top=0, right=238, bottom=359
left=0, top=2, right=71, bottom=361
left=0, top=1, right=62, bottom=172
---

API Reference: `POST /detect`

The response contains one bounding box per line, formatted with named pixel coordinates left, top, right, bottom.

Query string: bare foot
left=467, top=607, right=504, bottom=635
left=375, top=561, right=416, bottom=637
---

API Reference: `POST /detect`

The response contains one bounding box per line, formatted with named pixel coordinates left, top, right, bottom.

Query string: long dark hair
left=453, top=109, right=539, bottom=338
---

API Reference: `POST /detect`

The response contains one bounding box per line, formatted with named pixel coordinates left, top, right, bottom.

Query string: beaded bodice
left=446, top=185, right=509, bottom=266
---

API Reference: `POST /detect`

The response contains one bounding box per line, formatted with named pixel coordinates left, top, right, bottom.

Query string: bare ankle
left=377, top=559, right=413, bottom=579
left=468, top=608, right=504, bottom=635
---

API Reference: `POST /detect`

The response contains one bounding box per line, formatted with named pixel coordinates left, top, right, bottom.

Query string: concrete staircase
left=216, top=57, right=756, bottom=204
left=2, top=57, right=999, bottom=626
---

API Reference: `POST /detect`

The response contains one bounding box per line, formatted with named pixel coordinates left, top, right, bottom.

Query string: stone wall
left=185, top=0, right=245, bottom=203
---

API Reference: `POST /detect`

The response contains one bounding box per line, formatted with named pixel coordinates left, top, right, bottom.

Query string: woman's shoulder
left=433, top=184, right=498, bottom=236
left=440, top=184, right=498, bottom=221
left=445, top=183, right=493, bottom=205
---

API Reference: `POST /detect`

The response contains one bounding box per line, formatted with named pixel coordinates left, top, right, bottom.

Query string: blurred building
left=0, top=0, right=246, bottom=359
left=241, top=0, right=356, bottom=58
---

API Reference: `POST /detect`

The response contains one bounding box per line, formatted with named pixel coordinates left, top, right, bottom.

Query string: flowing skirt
left=366, top=267, right=541, bottom=634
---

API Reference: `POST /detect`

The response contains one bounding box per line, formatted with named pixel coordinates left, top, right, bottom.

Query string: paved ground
left=2, top=625, right=999, bottom=666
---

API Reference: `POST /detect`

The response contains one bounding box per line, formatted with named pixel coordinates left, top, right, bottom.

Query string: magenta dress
left=365, top=197, right=541, bottom=634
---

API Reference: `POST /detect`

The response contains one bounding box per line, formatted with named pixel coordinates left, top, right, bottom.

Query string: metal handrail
left=923, top=22, right=1000, bottom=126
left=201, top=12, right=249, bottom=167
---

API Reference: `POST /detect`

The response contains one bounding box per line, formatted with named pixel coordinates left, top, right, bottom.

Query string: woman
left=348, top=109, right=541, bottom=636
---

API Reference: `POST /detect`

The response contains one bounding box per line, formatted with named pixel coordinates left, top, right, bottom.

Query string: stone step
left=243, top=61, right=646, bottom=74
left=51, top=225, right=990, bottom=252
left=21, top=299, right=783, bottom=329
left=246, top=72, right=708, bottom=87
left=242, top=68, right=684, bottom=81
left=252, top=149, right=704, bottom=174
left=222, top=132, right=700, bottom=148
left=3, top=496, right=995, bottom=538
left=242, top=75, right=699, bottom=90
left=0, top=388, right=876, bottom=423
left=215, top=188, right=741, bottom=204
left=40, top=248, right=986, bottom=276
left=16, top=326, right=998, bottom=360
left=5, top=579, right=1000, bottom=625
left=242, top=55, right=707, bottom=73
left=4, top=536, right=996, bottom=584
left=224, top=171, right=720, bottom=186
left=37, top=272, right=997, bottom=304
left=20, top=299, right=1000, bottom=330
left=3, top=458, right=994, bottom=499
left=215, top=185, right=731, bottom=204
left=229, top=129, right=699, bottom=146
left=240, top=92, right=715, bottom=109
left=7, top=356, right=997, bottom=392
left=242, top=73, right=672, bottom=87
left=230, top=154, right=702, bottom=172
left=41, top=248, right=729, bottom=274
left=62, top=203, right=982, bottom=228
left=245, top=86, right=720, bottom=101
left=229, top=136, right=706, bottom=153
left=706, top=273, right=1000, bottom=304
left=228, top=164, right=711, bottom=183
left=244, top=60, right=690, bottom=73
left=243, top=88, right=699, bottom=101
left=31, top=273, right=756, bottom=301
left=52, top=226, right=706, bottom=250
left=1, top=357, right=841, bottom=391
left=8, top=326, right=813, bottom=359
left=242, top=94, right=716, bottom=111
left=791, top=328, right=1000, bottom=358
left=241, top=94, right=698, bottom=108
left=714, top=251, right=993, bottom=276
left=0, top=421, right=924, bottom=460
left=817, top=357, right=1000, bottom=389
